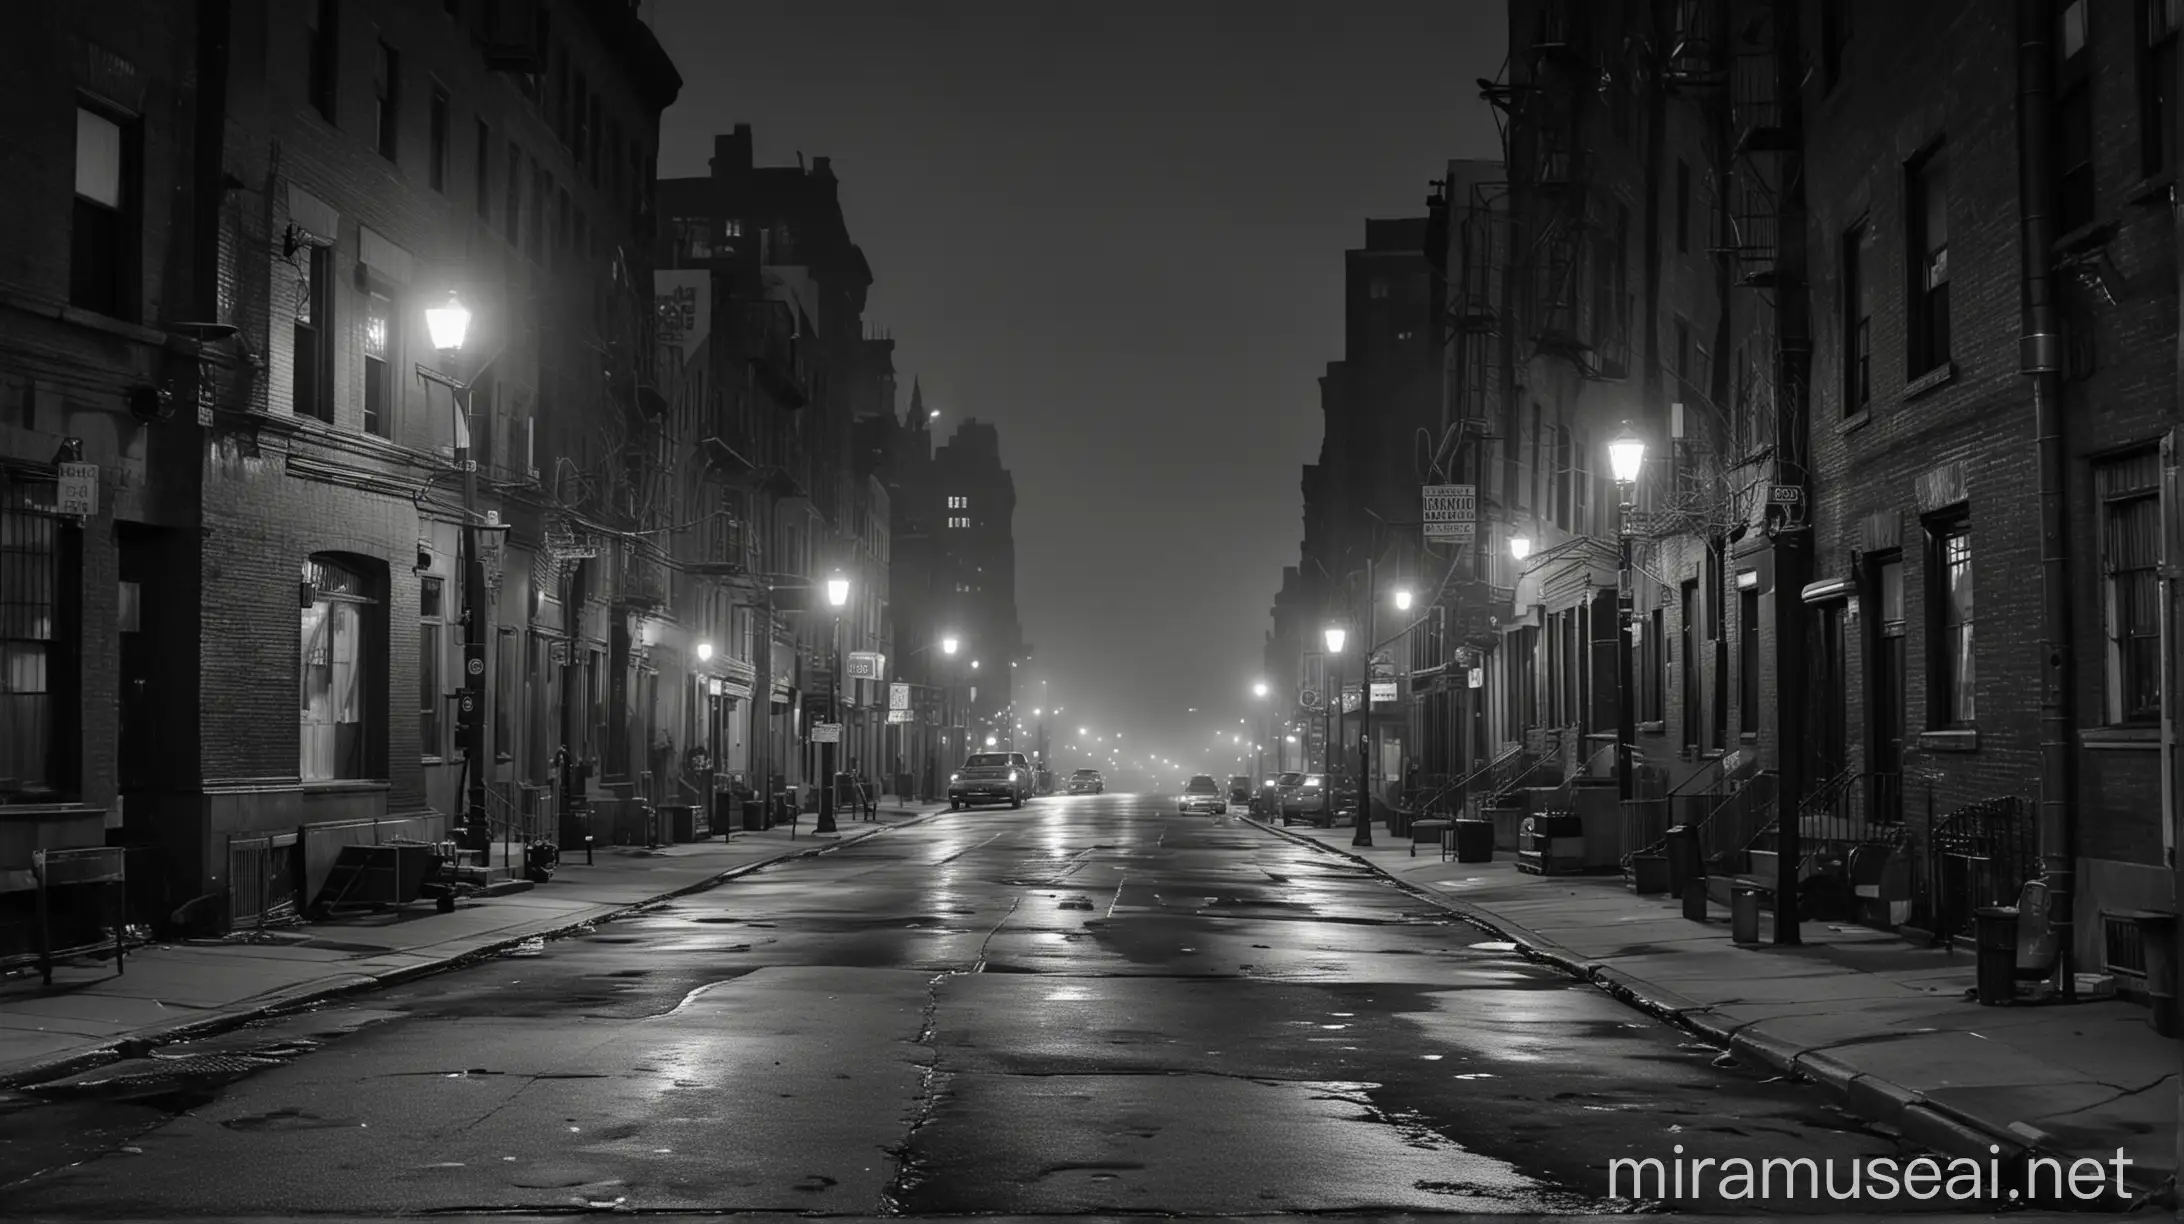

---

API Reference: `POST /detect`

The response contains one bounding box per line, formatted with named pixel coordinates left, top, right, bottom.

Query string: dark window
left=1646, top=606, right=1665, bottom=723
left=530, top=164, right=547, bottom=259
left=428, top=88, right=449, bottom=191
left=588, top=94, right=603, bottom=187
left=1552, top=424, right=1572, bottom=530
left=1821, top=0, right=1850, bottom=87
left=495, top=626, right=517, bottom=757
left=504, top=141, right=522, bottom=242
left=420, top=577, right=443, bottom=756
left=1738, top=585, right=1760, bottom=732
left=557, top=186, right=571, bottom=260
left=1843, top=218, right=1872, bottom=413
left=1907, top=145, right=1951, bottom=375
left=71, top=104, right=134, bottom=320
left=553, top=48, right=569, bottom=142
left=0, top=477, right=73, bottom=800
left=307, top=0, right=338, bottom=121
left=2143, top=0, right=2182, bottom=175
left=2098, top=448, right=2163, bottom=723
left=1928, top=519, right=1975, bottom=727
left=292, top=243, right=333, bottom=423
left=1674, top=316, right=1691, bottom=386
left=363, top=291, right=392, bottom=436
left=474, top=120, right=491, bottom=221
left=373, top=41, right=399, bottom=162
left=2055, top=1, right=2094, bottom=232
left=1675, top=159, right=1691, bottom=253
left=574, top=72, right=590, bottom=166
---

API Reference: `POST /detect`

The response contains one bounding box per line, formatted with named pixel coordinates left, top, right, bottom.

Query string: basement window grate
left=2102, top=914, right=2147, bottom=981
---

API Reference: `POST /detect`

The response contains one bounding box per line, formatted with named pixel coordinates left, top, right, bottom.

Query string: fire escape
left=1512, top=0, right=1624, bottom=385
left=1723, top=3, right=1804, bottom=540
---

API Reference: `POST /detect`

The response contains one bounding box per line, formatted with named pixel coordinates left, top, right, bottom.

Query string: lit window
left=1928, top=521, right=1974, bottom=727
left=72, top=105, right=133, bottom=319
left=301, top=555, right=381, bottom=781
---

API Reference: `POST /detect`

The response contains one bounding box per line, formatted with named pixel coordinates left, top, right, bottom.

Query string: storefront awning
left=1512, top=535, right=1620, bottom=616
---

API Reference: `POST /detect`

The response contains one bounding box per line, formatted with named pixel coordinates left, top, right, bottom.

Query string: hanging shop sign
left=889, top=682, right=911, bottom=710
left=847, top=650, right=884, bottom=680
left=1369, top=681, right=1397, bottom=704
left=57, top=463, right=98, bottom=518
left=1423, top=484, right=1475, bottom=544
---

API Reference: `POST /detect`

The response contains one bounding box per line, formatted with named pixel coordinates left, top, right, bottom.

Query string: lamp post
left=1607, top=422, right=1648, bottom=805
left=1252, top=681, right=1269, bottom=781
left=423, top=294, right=491, bottom=858
left=1322, top=624, right=1346, bottom=827
left=815, top=571, right=850, bottom=834
left=1355, top=555, right=1379, bottom=849
left=941, top=635, right=961, bottom=787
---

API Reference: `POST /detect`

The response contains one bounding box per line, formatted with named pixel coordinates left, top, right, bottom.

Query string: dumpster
left=1452, top=819, right=1494, bottom=863
left=1974, top=906, right=2020, bottom=1006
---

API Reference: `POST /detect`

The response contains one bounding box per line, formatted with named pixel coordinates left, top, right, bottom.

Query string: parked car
left=1269, top=771, right=1305, bottom=814
left=1250, top=775, right=1285, bottom=815
left=1280, top=773, right=1329, bottom=824
left=1178, top=774, right=1227, bottom=815
left=1227, top=775, right=1254, bottom=804
left=1067, top=768, right=1105, bottom=795
left=949, top=751, right=1033, bottom=810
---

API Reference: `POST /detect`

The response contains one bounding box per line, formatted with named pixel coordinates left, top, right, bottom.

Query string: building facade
left=929, top=417, right=1027, bottom=751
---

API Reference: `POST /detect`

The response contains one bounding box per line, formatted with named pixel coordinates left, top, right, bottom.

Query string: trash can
left=1731, top=884, right=1764, bottom=945
left=1974, top=906, right=2021, bottom=1006
left=1664, top=825, right=1700, bottom=898
left=1453, top=819, right=1494, bottom=863
left=2135, top=912, right=2178, bottom=1037
left=1630, top=854, right=1670, bottom=896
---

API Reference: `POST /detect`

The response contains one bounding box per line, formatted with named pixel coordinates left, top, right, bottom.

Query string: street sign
left=57, top=463, right=98, bottom=518
left=810, top=722, right=843, bottom=744
left=1767, top=484, right=1804, bottom=505
left=1468, top=667, right=1484, bottom=689
left=1423, top=484, right=1476, bottom=544
left=1369, top=680, right=1397, bottom=704
left=1299, top=688, right=1321, bottom=709
left=889, top=682, right=911, bottom=711
left=847, top=651, right=882, bottom=680
left=886, top=709, right=912, bottom=725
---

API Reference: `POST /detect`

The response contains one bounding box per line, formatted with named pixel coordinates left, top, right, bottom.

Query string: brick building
left=0, top=0, right=214, bottom=943
left=929, top=416, right=1027, bottom=749
left=655, top=124, right=888, bottom=814
left=0, top=0, right=681, bottom=939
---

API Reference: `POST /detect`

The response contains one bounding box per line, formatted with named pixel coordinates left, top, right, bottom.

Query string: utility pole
left=1356, top=553, right=1376, bottom=848
left=1769, top=0, right=1813, bottom=946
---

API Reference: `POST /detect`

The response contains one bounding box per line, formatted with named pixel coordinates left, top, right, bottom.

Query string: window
left=428, top=88, right=449, bottom=192
left=2142, top=0, right=2181, bottom=176
left=1675, top=159, right=1691, bottom=254
left=1368, top=277, right=1389, bottom=299
left=574, top=72, right=590, bottom=167
left=373, top=41, right=399, bottom=162
left=363, top=291, right=392, bottom=436
left=504, top=141, right=521, bottom=242
left=1, top=478, right=73, bottom=800
left=1907, top=145, right=1951, bottom=375
left=2098, top=448, right=2162, bottom=724
left=947, top=516, right=970, bottom=529
left=72, top=105, right=134, bottom=319
left=293, top=243, right=333, bottom=422
left=307, top=0, right=338, bottom=121
left=1821, top=0, right=1850, bottom=87
left=1738, top=586, right=1760, bottom=732
left=495, top=626, right=517, bottom=759
left=470, top=121, right=490, bottom=222
left=1674, top=317, right=1691, bottom=386
left=947, top=495, right=968, bottom=509
left=1646, top=606, right=1665, bottom=722
left=588, top=94, right=603, bottom=187
left=1843, top=219, right=1872, bottom=413
left=420, top=577, right=443, bottom=756
left=529, top=163, right=547, bottom=259
left=2055, top=1, right=2094, bottom=233
left=300, top=555, right=380, bottom=781
left=1928, top=519, right=1975, bottom=727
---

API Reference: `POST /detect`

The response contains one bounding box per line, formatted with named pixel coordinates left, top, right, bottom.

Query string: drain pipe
left=2016, top=0, right=2077, bottom=999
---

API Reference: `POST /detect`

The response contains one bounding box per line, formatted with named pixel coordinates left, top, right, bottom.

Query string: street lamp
left=696, top=641, right=714, bottom=662
left=425, top=293, right=471, bottom=351
left=1510, top=535, right=1533, bottom=562
left=1393, top=587, right=1414, bottom=612
left=815, top=570, right=852, bottom=835
left=1322, top=623, right=1346, bottom=795
left=1607, top=421, right=1646, bottom=804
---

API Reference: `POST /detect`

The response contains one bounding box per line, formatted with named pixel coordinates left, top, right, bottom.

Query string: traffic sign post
left=1424, top=484, right=1476, bottom=544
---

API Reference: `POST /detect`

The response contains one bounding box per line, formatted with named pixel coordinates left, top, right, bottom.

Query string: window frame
left=361, top=287, right=395, bottom=437
left=1906, top=142, right=1952, bottom=377
left=1925, top=515, right=1976, bottom=729
left=2054, top=0, right=2095, bottom=233
left=71, top=101, right=139, bottom=321
left=373, top=39, right=400, bottom=163
left=474, top=119, right=492, bottom=221
left=292, top=241, right=335, bottom=423
left=2096, top=447, right=2163, bottom=725
left=0, top=475, right=79, bottom=802
left=1842, top=217, right=1872, bottom=414
left=2139, top=0, right=2181, bottom=176
left=427, top=86, right=450, bottom=192
left=299, top=554, right=384, bottom=783
left=420, top=576, right=444, bottom=759
left=1675, top=159, right=1691, bottom=254
left=307, top=0, right=339, bottom=123
left=1738, top=585, right=1760, bottom=733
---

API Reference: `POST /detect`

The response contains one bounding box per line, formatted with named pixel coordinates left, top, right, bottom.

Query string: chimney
left=710, top=124, right=755, bottom=177
left=812, top=155, right=832, bottom=179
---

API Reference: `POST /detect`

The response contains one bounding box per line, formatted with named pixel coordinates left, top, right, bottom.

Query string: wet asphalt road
left=0, top=794, right=1973, bottom=1218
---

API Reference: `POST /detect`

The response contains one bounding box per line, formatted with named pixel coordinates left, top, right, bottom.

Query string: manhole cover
left=30, top=1053, right=279, bottom=1095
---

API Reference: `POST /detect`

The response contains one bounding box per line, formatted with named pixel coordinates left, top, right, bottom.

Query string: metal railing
left=1455, top=744, right=1531, bottom=817
left=1692, top=770, right=1778, bottom=871
left=1922, top=794, right=2035, bottom=947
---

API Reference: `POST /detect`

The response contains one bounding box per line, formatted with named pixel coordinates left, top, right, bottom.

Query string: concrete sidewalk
left=0, top=801, right=954, bottom=1089
left=1251, top=816, right=2178, bottom=1199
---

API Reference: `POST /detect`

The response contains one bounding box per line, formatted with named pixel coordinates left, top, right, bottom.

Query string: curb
left=1237, top=814, right=2107, bottom=1183
left=0, top=809, right=952, bottom=1091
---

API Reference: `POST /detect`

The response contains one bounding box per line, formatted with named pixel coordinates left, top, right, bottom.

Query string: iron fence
left=1921, top=794, right=2036, bottom=947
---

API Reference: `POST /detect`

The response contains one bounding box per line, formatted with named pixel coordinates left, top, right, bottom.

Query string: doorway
left=1679, top=579, right=1699, bottom=751
left=1867, top=555, right=1906, bottom=823
left=1807, top=601, right=1849, bottom=786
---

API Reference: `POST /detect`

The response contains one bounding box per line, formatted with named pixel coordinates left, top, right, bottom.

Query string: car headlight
left=1009, top=770, right=1020, bottom=782
left=950, top=772, right=961, bottom=783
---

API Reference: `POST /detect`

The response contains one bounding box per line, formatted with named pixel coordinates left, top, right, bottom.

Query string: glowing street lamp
left=696, top=641, right=714, bottom=662
left=425, top=292, right=472, bottom=353
left=1393, top=587, right=1413, bottom=611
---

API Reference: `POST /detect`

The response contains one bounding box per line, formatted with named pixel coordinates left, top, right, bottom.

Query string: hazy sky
left=652, top=0, right=1507, bottom=780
